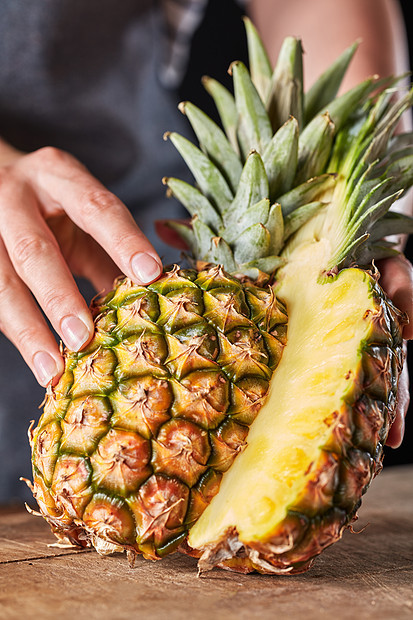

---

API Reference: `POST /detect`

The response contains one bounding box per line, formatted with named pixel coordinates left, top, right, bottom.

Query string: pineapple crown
left=163, top=18, right=413, bottom=277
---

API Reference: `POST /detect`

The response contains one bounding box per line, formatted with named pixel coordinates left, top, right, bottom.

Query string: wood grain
left=0, top=465, right=412, bottom=620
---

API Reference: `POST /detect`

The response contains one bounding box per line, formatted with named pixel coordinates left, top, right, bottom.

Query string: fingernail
left=131, top=252, right=162, bottom=284
left=33, top=351, right=58, bottom=385
left=61, top=315, right=90, bottom=351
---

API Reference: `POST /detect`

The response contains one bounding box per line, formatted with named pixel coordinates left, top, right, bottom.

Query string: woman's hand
left=378, top=254, right=413, bottom=448
left=0, top=146, right=162, bottom=387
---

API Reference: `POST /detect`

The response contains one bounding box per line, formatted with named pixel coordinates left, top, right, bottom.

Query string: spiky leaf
left=295, top=113, right=335, bottom=184
left=244, top=17, right=272, bottom=101
left=283, top=201, right=325, bottom=241
left=263, top=116, right=299, bottom=201
left=164, top=177, right=222, bottom=232
left=166, top=132, right=233, bottom=213
left=233, top=223, right=270, bottom=264
left=224, top=151, right=269, bottom=227
left=266, top=36, right=304, bottom=131
left=202, top=76, right=239, bottom=154
left=231, top=61, right=273, bottom=159
left=180, top=102, right=242, bottom=193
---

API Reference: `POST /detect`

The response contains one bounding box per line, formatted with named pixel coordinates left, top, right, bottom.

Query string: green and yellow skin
left=29, top=265, right=287, bottom=560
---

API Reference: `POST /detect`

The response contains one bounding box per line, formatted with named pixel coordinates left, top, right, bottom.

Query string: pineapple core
left=189, top=240, right=376, bottom=548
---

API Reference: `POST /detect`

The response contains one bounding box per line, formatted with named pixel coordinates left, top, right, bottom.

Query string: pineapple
left=27, top=20, right=412, bottom=574
left=29, top=264, right=287, bottom=559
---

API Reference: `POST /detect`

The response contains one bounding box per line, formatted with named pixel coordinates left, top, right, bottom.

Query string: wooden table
left=0, top=466, right=412, bottom=620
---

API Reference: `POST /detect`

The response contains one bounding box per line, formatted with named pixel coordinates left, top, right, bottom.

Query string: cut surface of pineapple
left=188, top=240, right=378, bottom=550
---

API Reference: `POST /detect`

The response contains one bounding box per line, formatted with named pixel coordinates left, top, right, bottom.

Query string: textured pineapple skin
left=29, top=267, right=405, bottom=574
left=187, top=275, right=407, bottom=575
left=29, top=265, right=287, bottom=559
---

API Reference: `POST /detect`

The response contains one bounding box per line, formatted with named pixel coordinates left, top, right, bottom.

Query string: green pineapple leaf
left=239, top=255, right=285, bottom=279
left=295, top=112, right=335, bottom=184
left=266, top=203, right=284, bottom=255
left=231, top=60, right=273, bottom=159
left=233, top=223, right=270, bottom=264
left=322, top=76, right=377, bottom=133
left=244, top=16, right=272, bottom=102
left=278, top=174, right=336, bottom=216
left=225, top=198, right=270, bottom=243
left=210, top=237, right=238, bottom=271
left=357, top=240, right=400, bottom=264
left=331, top=190, right=403, bottom=269
left=283, top=201, right=326, bottom=241
left=179, top=101, right=242, bottom=193
left=166, top=132, right=233, bottom=213
left=224, top=150, right=269, bottom=227
left=263, top=116, right=299, bottom=202
left=202, top=76, right=239, bottom=154
left=331, top=233, right=370, bottom=269
left=164, top=177, right=222, bottom=232
left=193, top=217, right=216, bottom=260
left=266, top=36, right=304, bottom=132
left=369, top=210, right=413, bottom=242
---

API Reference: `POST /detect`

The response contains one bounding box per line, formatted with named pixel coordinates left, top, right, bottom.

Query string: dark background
left=179, top=0, right=413, bottom=466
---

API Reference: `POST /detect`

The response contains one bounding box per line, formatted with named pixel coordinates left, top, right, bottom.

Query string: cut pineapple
left=189, top=240, right=393, bottom=571
left=29, top=19, right=412, bottom=575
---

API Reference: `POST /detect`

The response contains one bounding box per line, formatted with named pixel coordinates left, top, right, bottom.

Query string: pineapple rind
left=30, top=266, right=288, bottom=559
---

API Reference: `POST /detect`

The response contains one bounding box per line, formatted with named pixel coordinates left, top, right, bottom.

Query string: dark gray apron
left=0, top=0, right=191, bottom=501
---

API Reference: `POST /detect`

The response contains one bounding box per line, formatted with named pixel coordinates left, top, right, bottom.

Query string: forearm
left=249, top=0, right=410, bottom=91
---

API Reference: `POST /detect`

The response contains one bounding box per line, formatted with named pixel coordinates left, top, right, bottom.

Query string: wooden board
left=0, top=465, right=412, bottom=620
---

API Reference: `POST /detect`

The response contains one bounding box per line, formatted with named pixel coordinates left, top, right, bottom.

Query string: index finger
left=20, top=148, right=163, bottom=285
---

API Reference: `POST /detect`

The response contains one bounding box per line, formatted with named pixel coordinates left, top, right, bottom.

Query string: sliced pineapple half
left=189, top=239, right=405, bottom=573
